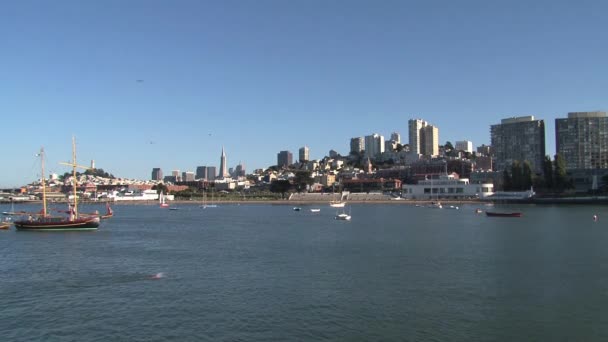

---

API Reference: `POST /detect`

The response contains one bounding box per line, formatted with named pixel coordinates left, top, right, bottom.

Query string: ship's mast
left=71, top=136, right=78, bottom=218
left=40, top=147, right=47, bottom=217
left=60, top=136, right=92, bottom=219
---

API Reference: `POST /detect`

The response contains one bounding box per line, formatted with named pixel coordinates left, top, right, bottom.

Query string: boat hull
left=14, top=217, right=100, bottom=231
left=485, top=212, right=522, bottom=217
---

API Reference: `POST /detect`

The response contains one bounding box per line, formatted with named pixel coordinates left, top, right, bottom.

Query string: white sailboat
left=334, top=206, right=351, bottom=220
left=2, top=201, right=19, bottom=216
left=200, top=187, right=217, bottom=208
left=329, top=186, right=346, bottom=207
left=159, top=191, right=169, bottom=208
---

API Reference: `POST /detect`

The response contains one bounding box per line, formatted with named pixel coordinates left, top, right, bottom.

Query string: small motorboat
left=0, top=222, right=10, bottom=230
left=293, top=207, right=301, bottom=211
left=310, top=208, right=321, bottom=213
left=485, top=211, right=522, bottom=217
left=475, top=208, right=483, bottom=214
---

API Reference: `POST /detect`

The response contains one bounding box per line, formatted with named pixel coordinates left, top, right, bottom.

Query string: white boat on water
left=310, top=208, right=321, bottom=213
left=329, top=201, right=346, bottom=208
left=335, top=207, right=351, bottom=220
left=428, top=202, right=442, bottom=209
left=200, top=188, right=218, bottom=208
left=159, top=191, right=169, bottom=208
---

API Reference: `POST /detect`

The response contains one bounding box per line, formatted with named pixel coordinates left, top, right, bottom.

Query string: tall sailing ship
left=14, top=138, right=101, bottom=231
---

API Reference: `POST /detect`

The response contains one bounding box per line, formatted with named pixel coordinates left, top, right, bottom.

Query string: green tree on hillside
left=269, top=180, right=291, bottom=199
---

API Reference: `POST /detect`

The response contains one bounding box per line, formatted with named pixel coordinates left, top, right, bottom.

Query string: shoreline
left=3, top=197, right=608, bottom=206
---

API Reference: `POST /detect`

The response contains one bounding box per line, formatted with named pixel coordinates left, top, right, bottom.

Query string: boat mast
left=40, top=147, right=47, bottom=217
left=59, top=136, right=91, bottom=219
left=71, top=137, right=78, bottom=218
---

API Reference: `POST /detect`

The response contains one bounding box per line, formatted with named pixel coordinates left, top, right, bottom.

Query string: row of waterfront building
left=146, top=111, right=608, bottom=195
left=275, top=111, right=608, bottom=175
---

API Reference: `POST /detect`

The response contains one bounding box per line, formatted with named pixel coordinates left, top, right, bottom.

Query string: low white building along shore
left=402, top=173, right=494, bottom=200
left=112, top=189, right=174, bottom=202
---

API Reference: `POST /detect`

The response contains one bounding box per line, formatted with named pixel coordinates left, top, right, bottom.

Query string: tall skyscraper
left=196, top=166, right=206, bottom=180
left=219, top=147, right=228, bottom=179
left=151, top=168, right=163, bottom=181
left=364, top=133, right=385, bottom=159
left=299, top=146, right=309, bottom=163
left=491, top=116, right=545, bottom=173
left=207, top=166, right=217, bottom=180
left=556, top=111, right=608, bottom=169
left=350, top=137, right=364, bottom=154
left=277, top=150, right=293, bottom=168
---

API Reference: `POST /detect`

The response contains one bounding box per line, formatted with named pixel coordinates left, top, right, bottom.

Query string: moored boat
left=159, top=191, right=170, bottom=208
left=329, top=201, right=346, bottom=208
left=334, top=206, right=352, bottom=220
left=485, top=211, right=522, bottom=217
left=14, top=140, right=101, bottom=232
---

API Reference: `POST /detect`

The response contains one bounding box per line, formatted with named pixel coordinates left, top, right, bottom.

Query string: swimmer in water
left=150, top=272, right=164, bottom=280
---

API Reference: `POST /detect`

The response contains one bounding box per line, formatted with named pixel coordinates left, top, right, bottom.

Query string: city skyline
left=1, top=1, right=607, bottom=187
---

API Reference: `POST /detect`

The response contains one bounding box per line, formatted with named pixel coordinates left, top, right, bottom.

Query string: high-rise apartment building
left=409, top=119, right=426, bottom=154
left=455, top=140, right=473, bottom=153
left=422, top=125, right=439, bottom=156
left=299, top=146, right=309, bottom=162
left=364, top=133, right=385, bottom=159
left=350, top=137, right=364, bottom=154
left=277, top=150, right=293, bottom=168
left=491, top=116, right=545, bottom=173
left=556, top=111, right=608, bottom=170
left=151, top=168, right=163, bottom=181
left=390, top=132, right=401, bottom=144
left=219, top=147, right=228, bottom=179
left=409, top=119, right=439, bottom=156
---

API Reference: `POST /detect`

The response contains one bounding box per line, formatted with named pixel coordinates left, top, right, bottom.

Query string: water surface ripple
left=1, top=203, right=608, bottom=341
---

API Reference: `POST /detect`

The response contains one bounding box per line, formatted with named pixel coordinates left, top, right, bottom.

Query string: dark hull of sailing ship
left=14, top=216, right=100, bottom=231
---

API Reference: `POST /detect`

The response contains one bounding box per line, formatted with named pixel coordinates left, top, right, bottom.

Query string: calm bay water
left=2, top=202, right=608, bottom=341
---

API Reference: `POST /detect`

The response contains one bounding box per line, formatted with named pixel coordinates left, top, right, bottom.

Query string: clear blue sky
left=1, top=0, right=606, bottom=187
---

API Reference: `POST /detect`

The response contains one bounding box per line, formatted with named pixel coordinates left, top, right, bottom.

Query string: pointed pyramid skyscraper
left=219, top=146, right=228, bottom=179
